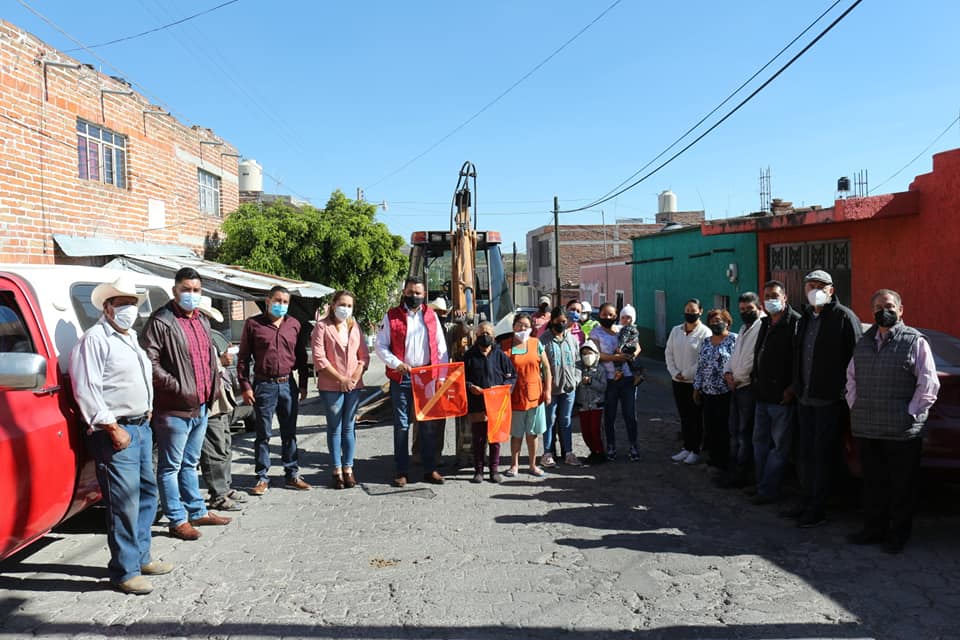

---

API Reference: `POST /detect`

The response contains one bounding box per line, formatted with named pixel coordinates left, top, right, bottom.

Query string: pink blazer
left=312, top=317, right=370, bottom=392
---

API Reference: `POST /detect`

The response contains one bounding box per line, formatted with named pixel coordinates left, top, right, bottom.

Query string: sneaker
left=564, top=452, right=581, bottom=466
left=671, top=448, right=690, bottom=462
left=140, top=560, right=174, bottom=576
left=113, top=575, right=153, bottom=595
left=629, top=447, right=640, bottom=462
left=606, top=447, right=617, bottom=461
left=682, top=451, right=701, bottom=465
left=541, top=453, right=557, bottom=468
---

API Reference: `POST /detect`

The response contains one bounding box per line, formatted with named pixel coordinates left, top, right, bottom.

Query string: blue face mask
left=567, top=310, right=581, bottom=323
left=270, top=303, right=288, bottom=318
left=178, top=292, right=201, bottom=312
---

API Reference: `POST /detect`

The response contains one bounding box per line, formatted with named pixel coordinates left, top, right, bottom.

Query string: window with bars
left=198, top=169, right=221, bottom=216
left=77, top=120, right=126, bottom=188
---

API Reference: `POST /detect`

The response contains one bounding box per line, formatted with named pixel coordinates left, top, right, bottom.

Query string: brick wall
left=0, top=20, right=239, bottom=264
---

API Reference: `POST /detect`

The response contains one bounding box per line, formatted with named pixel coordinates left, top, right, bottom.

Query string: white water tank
left=239, top=159, right=263, bottom=192
left=658, top=190, right=677, bottom=213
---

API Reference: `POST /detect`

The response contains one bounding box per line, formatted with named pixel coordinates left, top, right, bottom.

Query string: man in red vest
left=375, top=277, right=450, bottom=487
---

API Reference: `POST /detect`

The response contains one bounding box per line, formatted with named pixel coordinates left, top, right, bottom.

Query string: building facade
left=0, top=19, right=239, bottom=265
left=579, top=255, right=633, bottom=310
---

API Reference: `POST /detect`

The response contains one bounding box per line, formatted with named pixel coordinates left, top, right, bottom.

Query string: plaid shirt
left=175, top=309, right=212, bottom=405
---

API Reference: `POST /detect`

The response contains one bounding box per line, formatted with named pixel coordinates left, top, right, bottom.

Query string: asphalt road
left=1, top=356, right=958, bottom=639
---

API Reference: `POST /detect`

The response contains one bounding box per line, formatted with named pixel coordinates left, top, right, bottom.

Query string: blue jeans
left=320, top=389, right=360, bottom=469
left=728, top=386, right=756, bottom=469
left=544, top=390, right=575, bottom=456
left=603, top=377, right=638, bottom=450
left=154, top=406, right=208, bottom=528
left=253, top=378, right=300, bottom=481
left=753, top=401, right=795, bottom=499
left=390, top=376, right=437, bottom=476
left=89, top=420, right=157, bottom=583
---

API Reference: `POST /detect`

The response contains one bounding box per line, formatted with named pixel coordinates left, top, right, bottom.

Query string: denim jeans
left=253, top=378, right=300, bottom=481
left=544, top=390, right=575, bottom=456
left=390, top=376, right=437, bottom=475
left=89, top=420, right=157, bottom=583
left=319, top=389, right=360, bottom=469
left=797, top=401, right=845, bottom=516
left=728, top=385, right=756, bottom=470
left=752, top=401, right=795, bottom=499
left=154, top=406, right=208, bottom=528
left=603, top=377, right=638, bottom=450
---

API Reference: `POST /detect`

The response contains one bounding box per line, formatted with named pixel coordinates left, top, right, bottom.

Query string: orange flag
left=410, top=362, right=468, bottom=421
left=483, top=385, right=513, bottom=443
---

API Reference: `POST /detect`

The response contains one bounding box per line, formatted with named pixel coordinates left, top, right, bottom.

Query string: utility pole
left=553, top=195, right=560, bottom=306
left=512, top=241, right=517, bottom=306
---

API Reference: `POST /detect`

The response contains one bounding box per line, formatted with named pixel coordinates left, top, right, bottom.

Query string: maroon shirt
left=237, top=313, right=308, bottom=392
left=173, top=307, right=213, bottom=405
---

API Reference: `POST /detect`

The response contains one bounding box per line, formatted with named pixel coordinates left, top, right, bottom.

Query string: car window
left=71, top=282, right=169, bottom=332
left=0, top=291, right=35, bottom=354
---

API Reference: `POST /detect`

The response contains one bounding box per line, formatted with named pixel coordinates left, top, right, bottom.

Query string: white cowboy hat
left=428, top=297, right=448, bottom=312
left=197, top=295, right=223, bottom=324
left=91, top=274, right=146, bottom=310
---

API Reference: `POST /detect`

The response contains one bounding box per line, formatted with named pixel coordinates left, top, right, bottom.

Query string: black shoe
left=847, top=530, right=886, bottom=546
left=797, top=512, right=827, bottom=528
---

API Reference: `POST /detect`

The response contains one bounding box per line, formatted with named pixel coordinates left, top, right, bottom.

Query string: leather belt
left=255, top=375, right=290, bottom=384
left=117, top=414, right=149, bottom=425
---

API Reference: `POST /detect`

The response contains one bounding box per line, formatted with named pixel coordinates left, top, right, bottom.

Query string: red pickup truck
left=0, top=265, right=174, bottom=561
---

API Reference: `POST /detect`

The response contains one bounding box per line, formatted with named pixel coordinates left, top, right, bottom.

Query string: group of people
left=664, top=269, right=940, bottom=554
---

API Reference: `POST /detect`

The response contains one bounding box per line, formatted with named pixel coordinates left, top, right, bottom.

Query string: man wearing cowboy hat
left=70, top=274, right=173, bottom=595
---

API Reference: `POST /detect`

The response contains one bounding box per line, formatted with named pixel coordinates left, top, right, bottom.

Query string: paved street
left=2, top=356, right=958, bottom=640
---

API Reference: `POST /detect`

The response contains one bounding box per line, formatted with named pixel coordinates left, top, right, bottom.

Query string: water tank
left=658, top=190, right=677, bottom=213
left=239, top=159, right=263, bottom=192
left=837, top=176, right=851, bottom=192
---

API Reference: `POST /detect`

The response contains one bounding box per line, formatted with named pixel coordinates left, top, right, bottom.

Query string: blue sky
left=11, top=0, right=960, bottom=251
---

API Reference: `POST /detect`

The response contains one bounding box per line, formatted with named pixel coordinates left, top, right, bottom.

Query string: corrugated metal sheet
left=53, top=234, right=194, bottom=258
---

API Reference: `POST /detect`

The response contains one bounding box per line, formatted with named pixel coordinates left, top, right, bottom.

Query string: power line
left=558, top=0, right=863, bottom=214
left=869, top=113, right=960, bottom=194
left=366, top=0, right=624, bottom=189
left=63, top=0, right=242, bottom=51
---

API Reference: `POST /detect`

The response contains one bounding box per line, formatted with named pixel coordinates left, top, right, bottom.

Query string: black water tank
left=837, top=176, right=851, bottom=192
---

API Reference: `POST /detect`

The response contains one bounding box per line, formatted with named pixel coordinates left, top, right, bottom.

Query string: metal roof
left=53, top=234, right=194, bottom=258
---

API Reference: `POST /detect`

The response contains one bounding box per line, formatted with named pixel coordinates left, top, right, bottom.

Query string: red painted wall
left=757, top=148, right=960, bottom=336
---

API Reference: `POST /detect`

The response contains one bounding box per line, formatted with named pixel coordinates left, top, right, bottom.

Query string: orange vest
left=385, top=304, right=440, bottom=382
left=504, top=337, right=542, bottom=411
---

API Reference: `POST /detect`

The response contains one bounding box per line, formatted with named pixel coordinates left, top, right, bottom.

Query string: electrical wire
left=366, top=0, right=624, bottom=189
left=62, top=0, right=242, bottom=51
left=557, top=0, right=863, bottom=214
left=869, top=114, right=960, bottom=194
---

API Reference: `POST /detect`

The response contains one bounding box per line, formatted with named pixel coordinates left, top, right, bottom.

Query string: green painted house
left=631, top=225, right=757, bottom=358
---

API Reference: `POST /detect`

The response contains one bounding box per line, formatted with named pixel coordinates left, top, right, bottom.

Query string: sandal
left=343, top=469, right=357, bottom=489
left=331, top=473, right=345, bottom=490
left=529, top=467, right=546, bottom=477
left=503, top=468, right=518, bottom=478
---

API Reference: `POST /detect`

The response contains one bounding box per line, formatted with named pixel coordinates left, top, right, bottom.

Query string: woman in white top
left=664, top=298, right=712, bottom=465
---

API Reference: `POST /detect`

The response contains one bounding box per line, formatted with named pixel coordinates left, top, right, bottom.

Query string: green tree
left=217, top=191, right=406, bottom=328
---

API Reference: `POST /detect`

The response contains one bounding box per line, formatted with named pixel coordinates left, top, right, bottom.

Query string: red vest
left=385, top=304, right=441, bottom=382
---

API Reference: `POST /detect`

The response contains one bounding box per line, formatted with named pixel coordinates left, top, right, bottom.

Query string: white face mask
left=807, top=288, right=831, bottom=308
left=112, top=304, right=139, bottom=330
left=334, top=305, right=352, bottom=321
left=581, top=353, right=598, bottom=367
left=514, top=329, right=531, bottom=342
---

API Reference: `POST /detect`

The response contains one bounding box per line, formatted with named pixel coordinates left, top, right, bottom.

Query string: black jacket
left=752, top=304, right=801, bottom=403
left=792, top=301, right=862, bottom=402
left=463, top=344, right=516, bottom=414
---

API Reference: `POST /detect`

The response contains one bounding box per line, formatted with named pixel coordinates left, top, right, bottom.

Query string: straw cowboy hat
left=197, top=295, right=223, bottom=323
left=428, top=297, right=449, bottom=313
left=91, top=274, right=146, bottom=310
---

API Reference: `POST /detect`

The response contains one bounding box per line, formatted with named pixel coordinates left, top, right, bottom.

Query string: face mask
left=807, top=288, right=830, bottom=308
left=552, top=322, right=567, bottom=334
left=875, top=308, right=899, bottom=328
left=514, top=329, right=531, bottom=342
left=334, top=305, right=352, bottom=321
left=112, top=304, right=139, bottom=330
left=476, top=334, right=494, bottom=348
left=764, top=298, right=784, bottom=315
left=581, top=353, right=598, bottom=367
left=567, top=310, right=580, bottom=323
left=740, top=310, right=759, bottom=325
left=709, top=322, right=727, bottom=336
left=270, top=303, right=288, bottom=318
left=598, top=317, right=616, bottom=329
left=178, top=292, right=201, bottom=312
left=404, top=295, right=424, bottom=310
left=684, top=312, right=699, bottom=324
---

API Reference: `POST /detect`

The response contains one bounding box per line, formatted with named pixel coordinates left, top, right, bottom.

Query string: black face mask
left=684, top=312, right=699, bottom=324
left=476, top=334, right=494, bottom=348
left=874, top=308, right=899, bottom=328
left=740, top=310, right=759, bottom=325
left=403, top=295, right=424, bottom=309
left=709, top=322, right=727, bottom=336
left=598, top=317, right=616, bottom=329
left=552, top=322, right=567, bottom=334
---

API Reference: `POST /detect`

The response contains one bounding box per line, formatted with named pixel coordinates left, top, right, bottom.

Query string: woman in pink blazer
left=312, top=290, right=370, bottom=489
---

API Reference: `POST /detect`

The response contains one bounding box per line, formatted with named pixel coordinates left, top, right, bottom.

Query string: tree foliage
left=216, top=191, right=406, bottom=328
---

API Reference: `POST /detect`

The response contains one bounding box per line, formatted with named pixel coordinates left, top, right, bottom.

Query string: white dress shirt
left=723, top=314, right=766, bottom=388
left=664, top=322, right=712, bottom=383
left=375, top=306, right=449, bottom=371
left=70, top=316, right=153, bottom=429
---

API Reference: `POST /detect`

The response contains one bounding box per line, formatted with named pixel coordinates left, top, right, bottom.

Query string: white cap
left=581, top=339, right=599, bottom=354
left=581, top=301, right=592, bottom=314
left=538, top=295, right=551, bottom=305
left=620, top=304, right=636, bottom=323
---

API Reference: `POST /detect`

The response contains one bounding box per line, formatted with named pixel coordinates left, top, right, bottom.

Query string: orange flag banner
left=410, top=362, right=468, bottom=421
left=483, top=385, right=513, bottom=443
